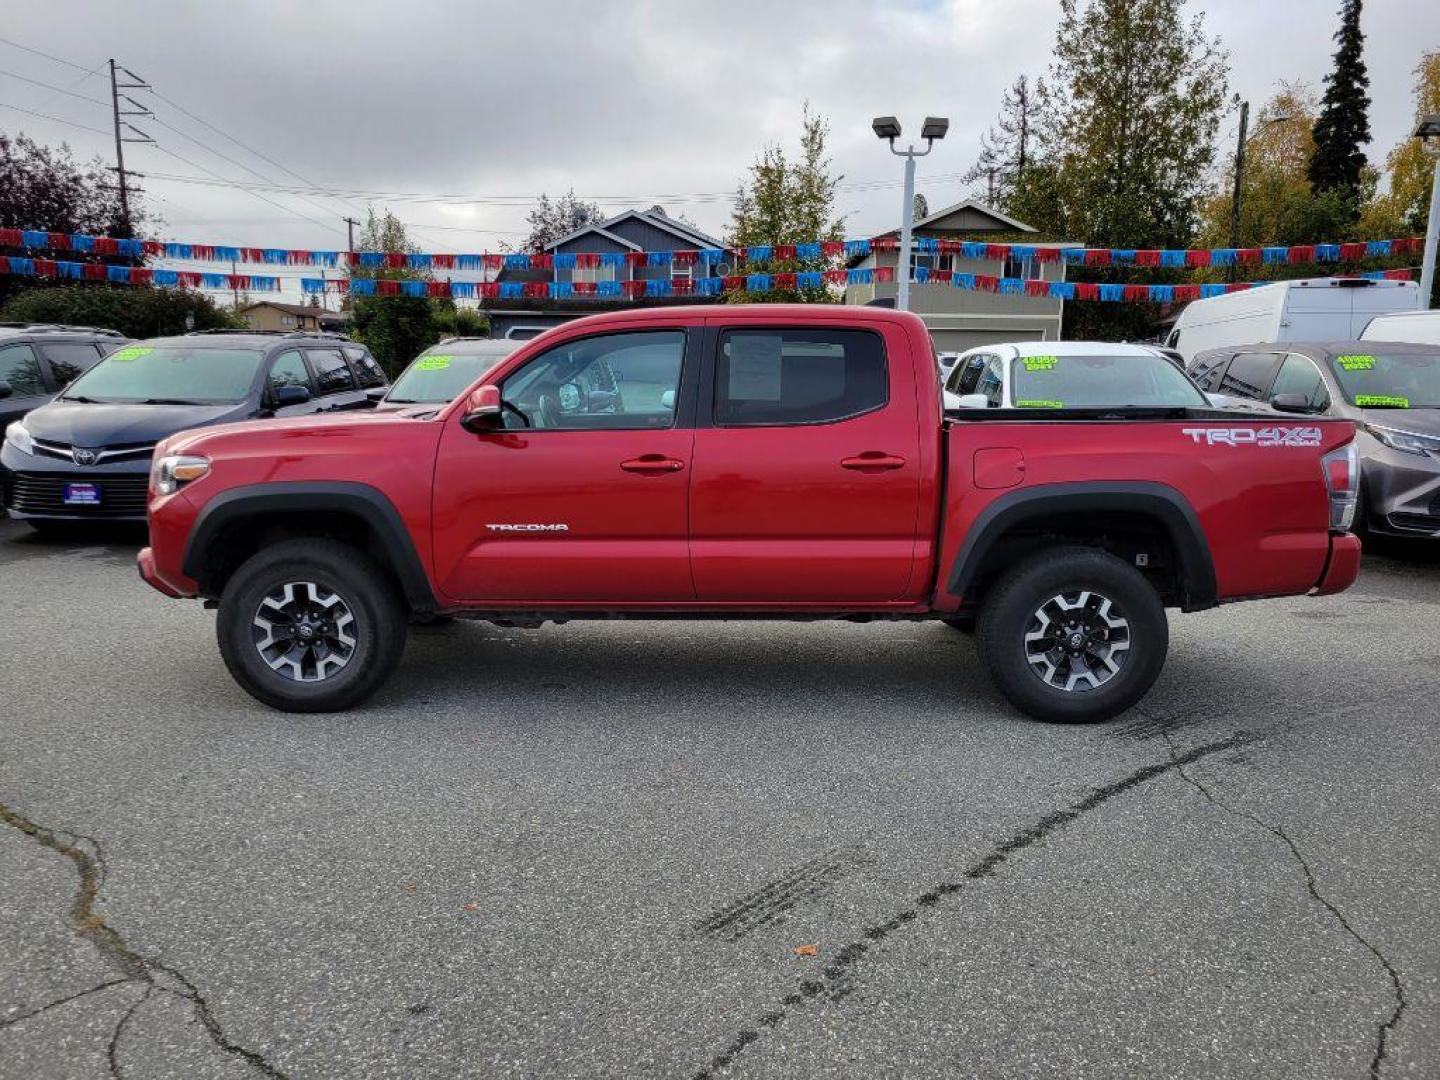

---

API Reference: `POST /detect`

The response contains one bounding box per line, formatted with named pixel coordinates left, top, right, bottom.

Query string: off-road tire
left=976, top=545, right=1167, bottom=724
left=216, top=539, right=407, bottom=712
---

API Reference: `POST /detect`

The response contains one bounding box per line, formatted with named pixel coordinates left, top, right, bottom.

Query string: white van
left=1165, top=277, right=1420, bottom=363
left=1360, top=308, right=1440, bottom=346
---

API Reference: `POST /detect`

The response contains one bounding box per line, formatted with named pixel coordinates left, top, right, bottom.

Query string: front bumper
left=1360, top=438, right=1440, bottom=539
left=1, top=443, right=151, bottom=522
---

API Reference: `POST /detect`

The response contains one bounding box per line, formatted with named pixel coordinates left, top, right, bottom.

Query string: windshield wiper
left=137, top=398, right=203, bottom=405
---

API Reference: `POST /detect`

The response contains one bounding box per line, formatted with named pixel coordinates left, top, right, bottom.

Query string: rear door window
left=305, top=348, right=357, bottom=396
left=1218, top=352, right=1282, bottom=400
left=714, top=328, right=887, bottom=426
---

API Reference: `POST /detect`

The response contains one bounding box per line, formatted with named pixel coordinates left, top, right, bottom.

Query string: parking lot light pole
left=1415, top=114, right=1440, bottom=309
left=873, top=116, right=948, bottom=311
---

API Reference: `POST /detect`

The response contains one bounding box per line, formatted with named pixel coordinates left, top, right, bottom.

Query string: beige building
left=238, top=301, right=347, bottom=335
left=845, top=199, right=1080, bottom=353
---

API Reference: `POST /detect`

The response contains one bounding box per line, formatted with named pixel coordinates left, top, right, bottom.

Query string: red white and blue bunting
left=0, top=256, right=279, bottom=292
left=0, top=227, right=1426, bottom=271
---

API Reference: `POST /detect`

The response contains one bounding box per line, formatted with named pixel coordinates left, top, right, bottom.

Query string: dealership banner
left=0, top=226, right=1425, bottom=272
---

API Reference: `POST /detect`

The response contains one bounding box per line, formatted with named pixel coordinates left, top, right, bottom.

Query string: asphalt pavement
left=1, top=517, right=1437, bottom=1079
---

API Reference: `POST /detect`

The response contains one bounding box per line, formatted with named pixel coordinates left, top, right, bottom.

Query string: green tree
left=518, top=190, right=602, bottom=253
left=1033, top=0, right=1229, bottom=249
left=1308, top=0, right=1372, bottom=206
left=727, top=104, right=845, bottom=303
left=1360, top=50, right=1439, bottom=237
left=346, top=209, right=438, bottom=375
left=431, top=302, right=490, bottom=338
left=962, top=75, right=1042, bottom=210
left=0, top=285, right=240, bottom=338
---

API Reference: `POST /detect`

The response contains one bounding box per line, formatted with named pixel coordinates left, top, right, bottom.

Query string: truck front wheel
left=976, top=546, right=1167, bottom=724
left=216, top=539, right=407, bottom=713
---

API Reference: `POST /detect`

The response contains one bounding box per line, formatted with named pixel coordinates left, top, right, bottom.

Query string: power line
left=0, top=35, right=94, bottom=74
left=0, top=98, right=110, bottom=136
left=0, top=68, right=109, bottom=107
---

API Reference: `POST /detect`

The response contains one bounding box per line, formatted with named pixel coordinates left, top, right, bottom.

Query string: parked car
left=139, top=306, right=1359, bottom=722
left=0, top=324, right=131, bottom=434
left=1360, top=308, right=1440, bottom=347
left=2, top=331, right=386, bottom=532
left=1188, top=341, right=1440, bottom=538
left=503, top=326, right=551, bottom=341
left=942, top=341, right=1223, bottom=411
left=1164, top=277, right=1420, bottom=364
left=378, top=337, right=521, bottom=408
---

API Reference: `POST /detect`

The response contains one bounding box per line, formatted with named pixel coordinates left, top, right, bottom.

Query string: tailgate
left=938, top=417, right=1354, bottom=602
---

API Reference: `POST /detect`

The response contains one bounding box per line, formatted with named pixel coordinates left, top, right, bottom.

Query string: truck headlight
left=4, top=422, right=34, bottom=456
left=152, top=454, right=210, bottom=495
left=1365, top=424, right=1440, bottom=457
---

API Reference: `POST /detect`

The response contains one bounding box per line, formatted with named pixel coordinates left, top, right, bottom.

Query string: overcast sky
left=3, top=0, right=1438, bottom=269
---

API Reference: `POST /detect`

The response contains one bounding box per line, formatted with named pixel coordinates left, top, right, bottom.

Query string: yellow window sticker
left=1022, top=356, right=1059, bottom=371
left=1354, top=394, right=1409, bottom=408
left=1015, top=399, right=1065, bottom=408
left=1336, top=354, right=1375, bottom=371
left=415, top=355, right=452, bottom=371
left=110, top=347, right=153, bottom=362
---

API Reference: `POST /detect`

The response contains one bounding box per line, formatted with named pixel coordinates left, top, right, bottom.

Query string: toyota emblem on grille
left=71, top=448, right=98, bottom=466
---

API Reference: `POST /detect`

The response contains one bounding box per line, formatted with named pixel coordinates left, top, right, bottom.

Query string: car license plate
left=62, top=483, right=100, bottom=506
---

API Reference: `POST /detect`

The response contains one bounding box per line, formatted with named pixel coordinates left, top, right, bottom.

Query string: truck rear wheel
left=976, top=546, right=1167, bottom=724
left=216, top=539, right=407, bottom=713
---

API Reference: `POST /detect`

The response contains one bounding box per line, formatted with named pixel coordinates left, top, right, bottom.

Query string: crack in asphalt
left=1162, top=733, right=1408, bottom=1080
left=690, top=733, right=1256, bottom=1079
left=0, top=801, right=289, bottom=1078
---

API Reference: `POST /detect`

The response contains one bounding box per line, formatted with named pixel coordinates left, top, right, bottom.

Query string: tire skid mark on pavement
left=690, top=733, right=1255, bottom=1080
left=694, top=846, right=872, bottom=942
left=1163, top=732, right=1407, bottom=1080
left=0, top=801, right=288, bottom=1078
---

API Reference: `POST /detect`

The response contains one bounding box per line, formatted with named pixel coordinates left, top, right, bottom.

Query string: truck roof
left=532, top=303, right=931, bottom=334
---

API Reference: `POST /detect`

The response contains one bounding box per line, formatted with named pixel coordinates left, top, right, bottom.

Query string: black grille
left=7, top=472, right=149, bottom=517
left=1388, top=512, right=1440, bottom=534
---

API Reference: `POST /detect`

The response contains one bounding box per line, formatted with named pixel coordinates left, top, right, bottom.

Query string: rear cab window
left=714, top=328, right=887, bottom=426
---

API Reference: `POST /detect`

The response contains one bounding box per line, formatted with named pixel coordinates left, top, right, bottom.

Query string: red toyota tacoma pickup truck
left=137, top=306, right=1361, bottom=722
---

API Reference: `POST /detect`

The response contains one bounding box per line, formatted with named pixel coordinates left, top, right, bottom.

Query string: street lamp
left=1414, top=113, right=1440, bottom=309
left=873, top=115, right=949, bottom=310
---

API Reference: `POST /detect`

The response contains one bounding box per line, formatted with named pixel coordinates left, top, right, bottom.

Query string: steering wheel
left=537, top=393, right=561, bottom=429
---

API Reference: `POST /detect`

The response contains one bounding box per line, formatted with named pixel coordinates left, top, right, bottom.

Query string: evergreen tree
left=962, top=75, right=1041, bottom=210
left=346, top=209, right=438, bottom=375
left=519, top=190, right=602, bottom=253
left=1034, top=0, right=1229, bottom=249
left=1307, top=0, right=1372, bottom=201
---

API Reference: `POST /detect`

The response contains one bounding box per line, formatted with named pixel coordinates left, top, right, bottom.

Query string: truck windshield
left=60, top=345, right=264, bottom=405
left=386, top=352, right=505, bottom=404
left=1325, top=350, right=1440, bottom=409
left=1008, top=353, right=1208, bottom=409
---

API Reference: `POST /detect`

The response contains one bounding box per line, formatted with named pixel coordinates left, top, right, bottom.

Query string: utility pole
left=343, top=216, right=360, bottom=255
left=1228, top=100, right=1250, bottom=252
left=107, top=60, right=153, bottom=238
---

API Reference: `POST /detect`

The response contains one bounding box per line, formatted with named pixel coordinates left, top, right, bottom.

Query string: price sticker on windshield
left=415, top=356, right=452, bottom=371
left=1355, top=394, right=1409, bottom=408
left=1336, top=354, right=1375, bottom=371
left=1015, top=398, right=1065, bottom=408
left=1022, top=356, right=1059, bottom=371
left=110, top=347, right=153, bottom=362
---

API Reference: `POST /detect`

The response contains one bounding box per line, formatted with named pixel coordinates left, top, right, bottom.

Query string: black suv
left=2, top=330, right=387, bottom=531
left=0, top=324, right=132, bottom=432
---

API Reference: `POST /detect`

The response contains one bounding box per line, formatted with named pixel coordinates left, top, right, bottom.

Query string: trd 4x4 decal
left=1181, top=426, right=1323, bottom=448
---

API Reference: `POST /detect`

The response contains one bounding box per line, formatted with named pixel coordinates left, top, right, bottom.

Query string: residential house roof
left=543, top=206, right=723, bottom=253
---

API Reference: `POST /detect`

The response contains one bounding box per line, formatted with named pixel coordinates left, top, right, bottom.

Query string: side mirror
left=1270, top=392, right=1314, bottom=414
left=273, top=384, right=311, bottom=407
left=954, top=393, right=990, bottom=410
left=460, top=385, right=503, bottom=432
left=0, top=380, right=12, bottom=401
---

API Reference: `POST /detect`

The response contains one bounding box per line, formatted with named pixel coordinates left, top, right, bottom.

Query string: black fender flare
left=947, top=481, right=1217, bottom=611
left=181, top=481, right=437, bottom=611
